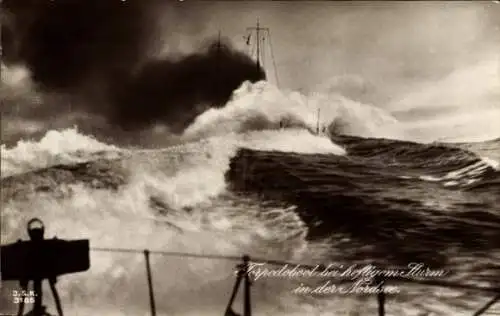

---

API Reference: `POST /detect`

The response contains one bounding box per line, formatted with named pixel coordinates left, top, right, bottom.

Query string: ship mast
left=316, top=107, right=321, bottom=135
left=215, top=30, right=222, bottom=97
left=217, top=30, right=221, bottom=51
left=246, top=19, right=280, bottom=87
left=246, top=20, right=266, bottom=73
left=256, top=20, right=261, bottom=71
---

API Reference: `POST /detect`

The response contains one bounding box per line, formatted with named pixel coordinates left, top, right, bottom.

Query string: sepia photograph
left=1, top=0, right=499, bottom=315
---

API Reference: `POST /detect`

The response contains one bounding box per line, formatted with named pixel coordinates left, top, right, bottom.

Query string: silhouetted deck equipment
left=1, top=218, right=90, bottom=316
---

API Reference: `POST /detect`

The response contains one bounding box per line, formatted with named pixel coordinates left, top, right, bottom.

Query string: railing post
left=376, top=275, right=385, bottom=316
left=243, top=255, right=252, bottom=316
left=144, top=249, right=157, bottom=316
left=224, top=254, right=252, bottom=316
left=472, top=293, right=500, bottom=316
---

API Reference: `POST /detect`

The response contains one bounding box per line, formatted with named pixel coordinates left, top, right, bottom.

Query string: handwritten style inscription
left=246, top=262, right=448, bottom=295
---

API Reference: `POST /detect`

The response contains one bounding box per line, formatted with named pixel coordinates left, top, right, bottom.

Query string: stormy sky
left=2, top=0, right=499, bottom=146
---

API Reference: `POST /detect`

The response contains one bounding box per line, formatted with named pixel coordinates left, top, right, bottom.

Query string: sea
left=1, top=78, right=499, bottom=316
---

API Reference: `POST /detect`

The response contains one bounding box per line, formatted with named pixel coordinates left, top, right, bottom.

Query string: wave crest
left=183, top=80, right=402, bottom=140
left=1, top=127, right=122, bottom=178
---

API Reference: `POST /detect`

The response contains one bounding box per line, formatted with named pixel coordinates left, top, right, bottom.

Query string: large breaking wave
left=183, top=80, right=402, bottom=141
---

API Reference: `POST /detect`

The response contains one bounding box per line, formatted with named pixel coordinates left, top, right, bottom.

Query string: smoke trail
left=110, top=40, right=265, bottom=132
left=1, top=0, right=159, bottom=90
left=2, top=0, right=265, bottom=136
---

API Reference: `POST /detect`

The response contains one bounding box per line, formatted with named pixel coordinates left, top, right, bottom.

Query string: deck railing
left=89, top=247, right=500, bottom=316
left=2, top=220, right=499, bottom=316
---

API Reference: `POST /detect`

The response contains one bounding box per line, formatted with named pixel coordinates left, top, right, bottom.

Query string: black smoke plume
left=2, top=0, right=265, bottom=134
left=2, top=0, right=159, bottom=91
left=111, top=41, right=265, bottom=132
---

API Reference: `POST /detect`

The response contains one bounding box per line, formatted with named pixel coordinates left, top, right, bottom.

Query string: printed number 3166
left=14, top=297, right=35, bottom=304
